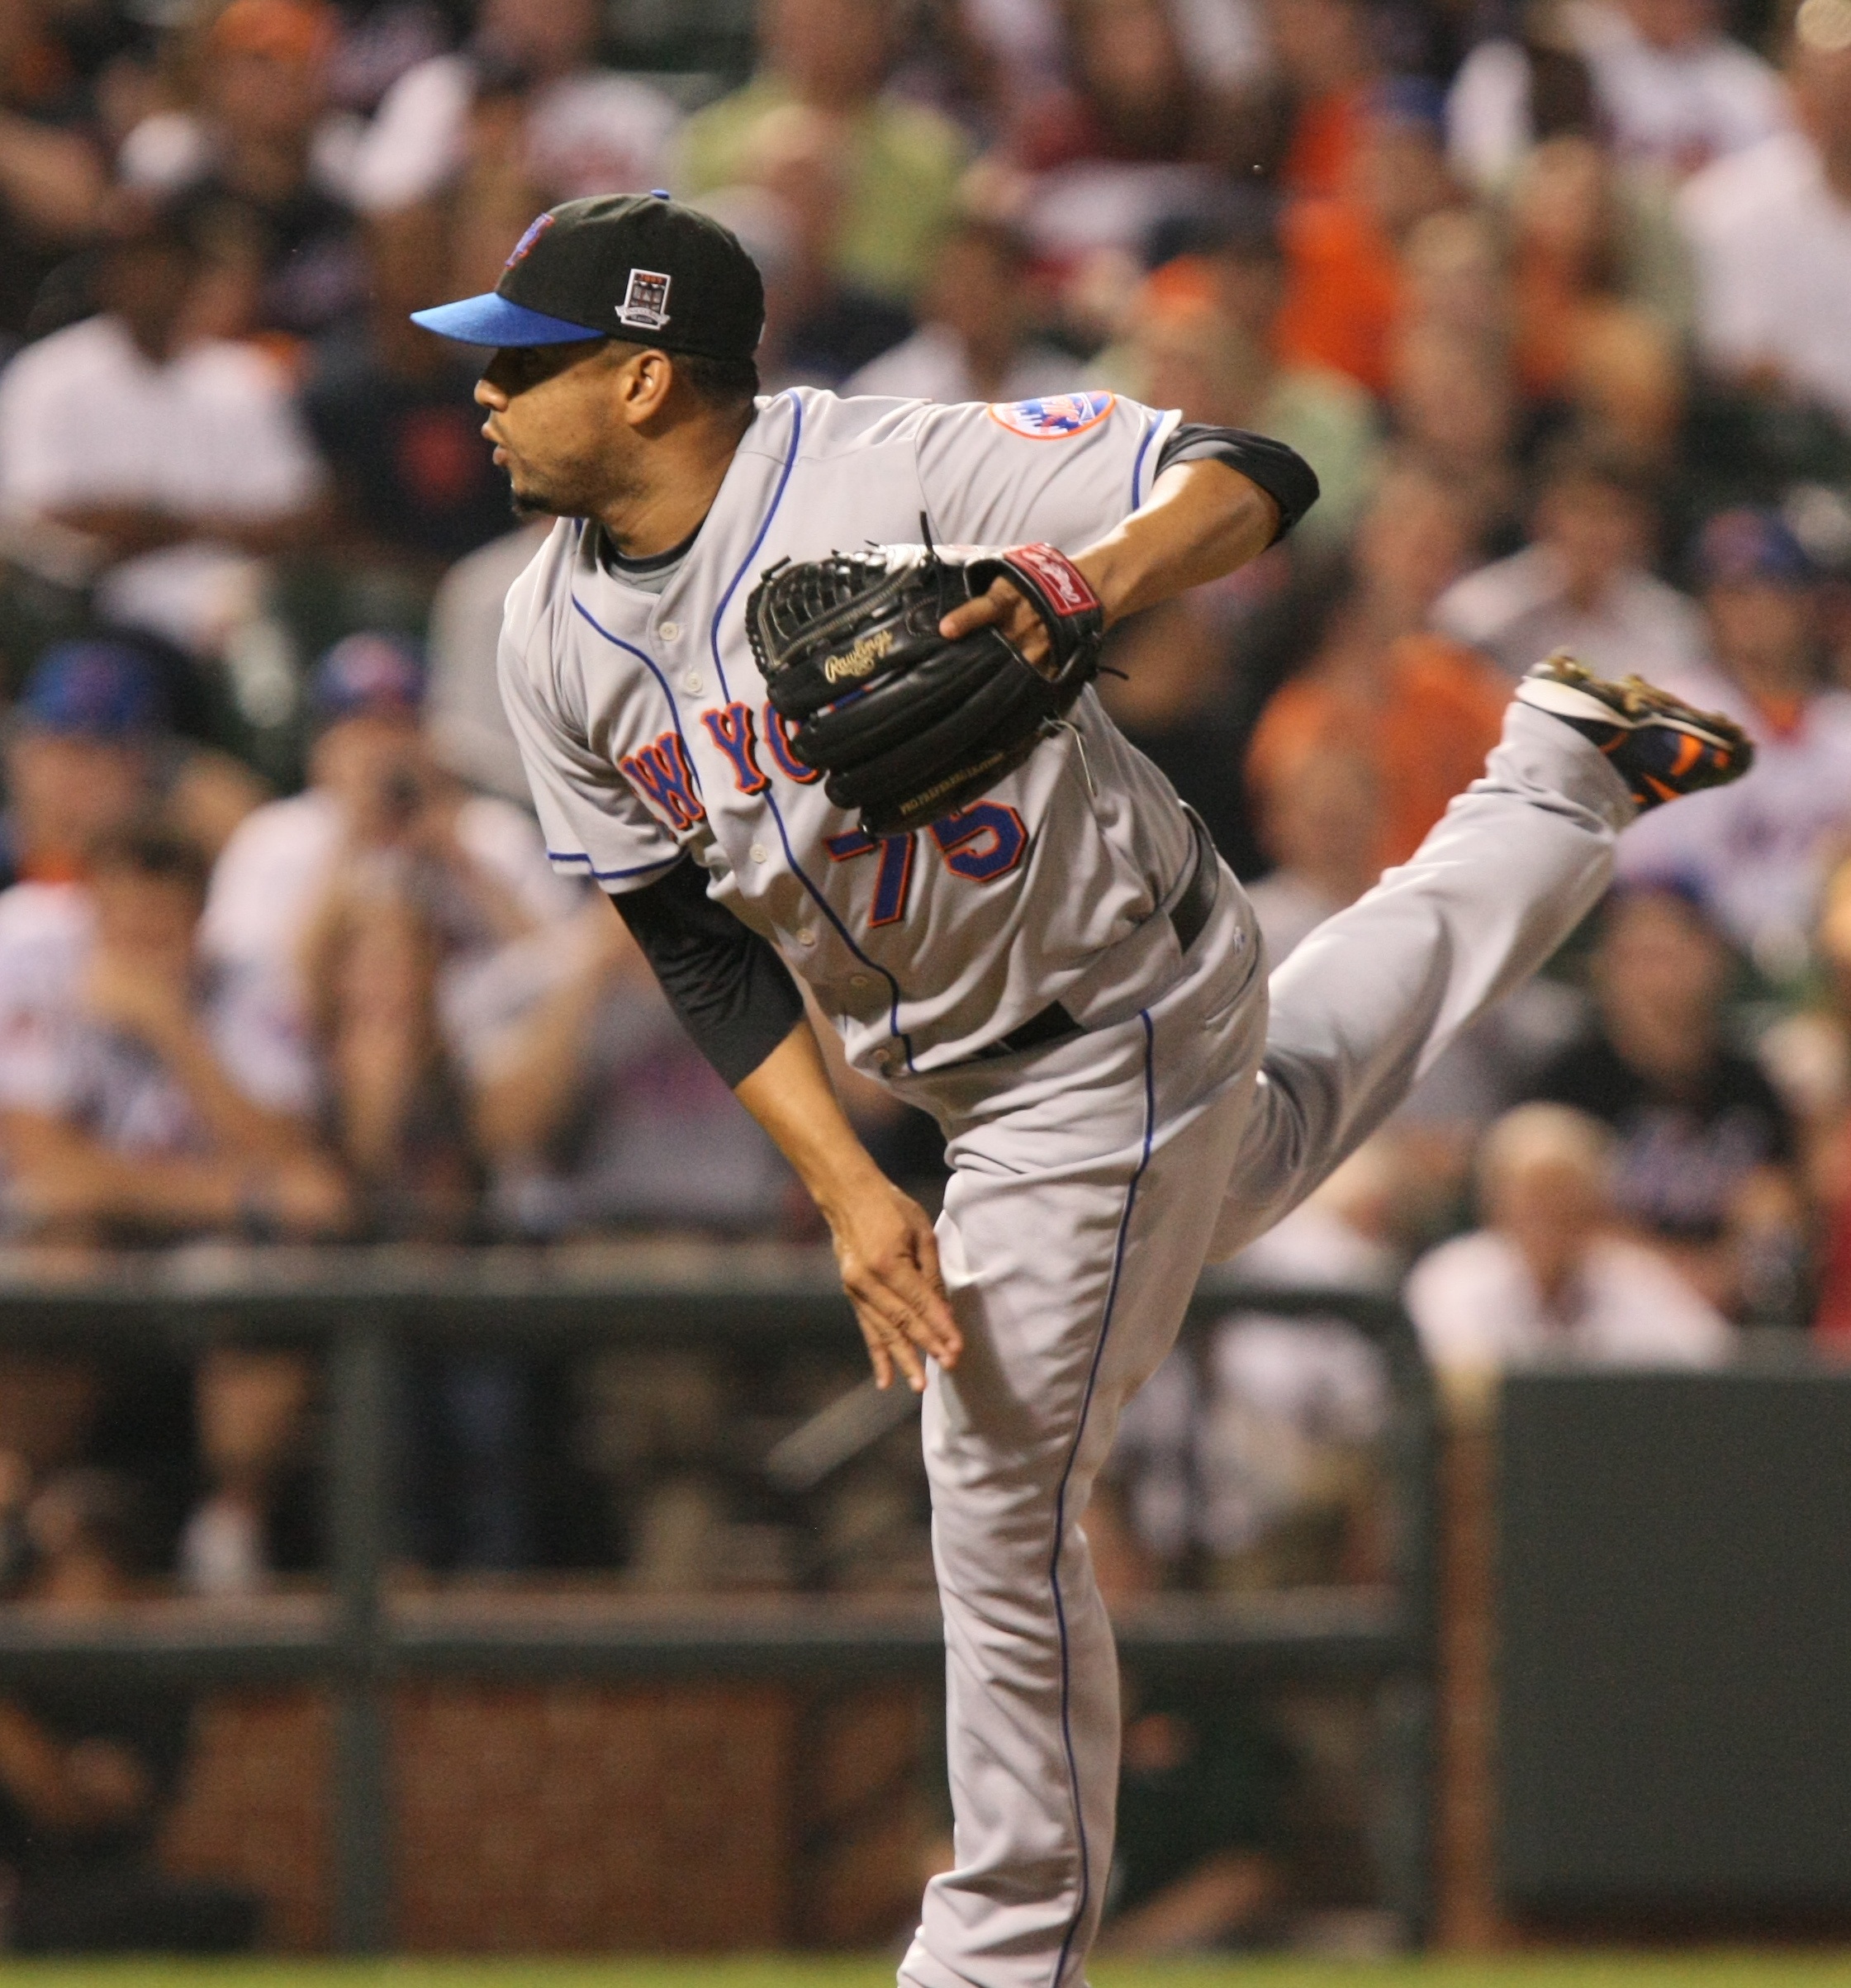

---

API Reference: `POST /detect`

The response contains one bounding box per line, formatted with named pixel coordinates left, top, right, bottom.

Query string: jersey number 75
left=824, top=804, right=1028, bottom=928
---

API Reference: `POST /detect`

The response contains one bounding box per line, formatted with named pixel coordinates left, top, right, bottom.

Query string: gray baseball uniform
left=500, top=383, right=1634, bottom=1987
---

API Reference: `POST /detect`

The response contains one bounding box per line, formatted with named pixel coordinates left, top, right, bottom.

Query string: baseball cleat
left=1515, top=652, right=1754, bottom=810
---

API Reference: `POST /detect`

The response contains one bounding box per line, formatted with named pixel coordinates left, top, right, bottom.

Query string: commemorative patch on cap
left=988, top=391, right=1115, bottom=440
left=618, top=268, right=672, bottom=330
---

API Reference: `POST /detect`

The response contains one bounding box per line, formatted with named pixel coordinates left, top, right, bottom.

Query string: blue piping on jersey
left=1048, top=1009, right=1156, bottom=1988
left=1129, top=409, right=1156, bottom=511
left=708, top=388, right=804, bottom=706
left=569, top=595, right=704, bottom=804
left=713, top=391, right=919, bottom=1071
left=547, top=849, right=681, bottom=883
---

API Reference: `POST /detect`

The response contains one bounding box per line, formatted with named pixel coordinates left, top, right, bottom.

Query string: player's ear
left=615, top=345, right=676, bottom=427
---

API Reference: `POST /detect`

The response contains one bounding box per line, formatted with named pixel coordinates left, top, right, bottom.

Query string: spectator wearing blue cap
left=0, top=638, right=266, bottom=892
left=1618, top=507, right=1851, bottom=981
left=201, top=632, right=575, bottom=1122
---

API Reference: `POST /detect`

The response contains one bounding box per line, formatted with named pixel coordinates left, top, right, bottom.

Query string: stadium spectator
left=300, top=858, right=539, bottom=1573
left=1431, top=431, right=1706, bottom=680
left=1246, top=460, right=1507, bottom=871
left=200, top=633, right=574, bottom=1117
left=1399, top=206, right=1512, bottom=351
left=717, top=104, right=912, bottom=387
left=1386, top=321, right=1521, bottom=554
left=0, top=828, right=347, bottom=1244
left=178, top=1345, right=316, bottom=1597
left=0, top=0, right=110, bottom=348
left=1450, top=0, right=1787, bottom=190
left=0, top=1467, right=260, bottom=1952
left=115, top=0, right=365, bottom=344
left=846, top=216, right=1072, bottom=404
left=1275, top=75, right=1459, bottom=397
left=1407, top=1103, right=1735, bottom=1404
left=299, top=856, right=478, bottom=1241
left=348, top=0, right=679, bottom=222
left=1267, top=0, right=1383, bottom=199
left=1525, top=883, right=1807, bottom=1318
left=1507, top=135, right=1685, bottom=458
left=1617, top=508, right=1851, bottom=980
left=677, top=0, right=966, bottom=308
left=1006, top=0, right=1260, bottom=178
left=0, top=197, right=326, bottom=658
left=0, top=638, right=264, bottom=890
left=304, top=206, right=520, bottom=572
left=458, top=903, right=794, bottom=1240
left=1679, top=2, right=1851, bottom=429
left=1243, top=741, right=1381, bottom=963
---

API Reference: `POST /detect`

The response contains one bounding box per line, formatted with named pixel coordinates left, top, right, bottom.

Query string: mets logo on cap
left=988, top=391, right=1115, bottom=440
left=618, top=268, right=672, bottom=330
left=504, top=211, right=554, bottom=268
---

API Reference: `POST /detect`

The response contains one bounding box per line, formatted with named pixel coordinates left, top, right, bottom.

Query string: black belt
left=980, top=813, right=1221, bottom=1060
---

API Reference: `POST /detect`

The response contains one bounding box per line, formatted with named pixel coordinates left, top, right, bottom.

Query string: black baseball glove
left=745, top=529, right=1105, bottom=837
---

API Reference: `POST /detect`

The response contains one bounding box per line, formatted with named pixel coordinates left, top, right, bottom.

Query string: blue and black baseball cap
left=410, top=192, right=765, bottom=359
left=1694, top=508, right=1818, bottom=588
left=310, top=633, right=425, bottom=725
left=17, top=638, right=170, bottom=739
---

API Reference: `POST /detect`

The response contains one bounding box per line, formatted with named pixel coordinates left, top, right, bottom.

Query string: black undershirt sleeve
left=1153, top=423, right=1321, bottom=544
left=610, top=856, right=807, bottom=1089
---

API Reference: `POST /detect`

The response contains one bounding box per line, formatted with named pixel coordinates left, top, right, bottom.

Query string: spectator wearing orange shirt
left=1276, top=76, right=1459, bottom=396
left=1246, top=460, right=1507, bottom=871
left=1269, top=0, right=1381, bottom=197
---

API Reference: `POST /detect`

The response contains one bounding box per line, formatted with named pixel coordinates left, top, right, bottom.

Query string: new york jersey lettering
left=619, top=730, right=705, bottom=832
left=701, top=701, right=771, bottom=795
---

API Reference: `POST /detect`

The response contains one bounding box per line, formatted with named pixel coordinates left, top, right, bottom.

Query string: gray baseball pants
left=895, top=705, right=1633, bottom=1988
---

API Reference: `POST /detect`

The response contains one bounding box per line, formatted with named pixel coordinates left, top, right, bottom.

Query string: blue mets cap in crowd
left=1695, top=508, right=1818, bottom=587
left=410, top=191, right=765, bottom=358
left=310, top=633, right=425, bottom=724
left=17, top=638, right=170, bottom=738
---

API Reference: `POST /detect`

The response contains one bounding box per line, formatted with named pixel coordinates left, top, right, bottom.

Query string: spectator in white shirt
left=1679, top=6, right=1851, bottom=429
left=846, top=216, right=1075, bottom=405
left=0, top=199, right=325, bottom=656
left=1432, top=430, right=1706, bottom=680
left=0, top=829, right=346, bottom=1244
left=1449, top=0, right=1787, bottom=190
left=1616, top=508, right=1851, bottom=980
left=201, top=633, right=576, bottom=1117
left=1406, top=1102, right=1735, bottom=1393
left=347, top=0, right=681, bottom=221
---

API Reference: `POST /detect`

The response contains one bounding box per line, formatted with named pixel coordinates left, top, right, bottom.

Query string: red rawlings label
left=1007, top=542, right=1099, bottom=618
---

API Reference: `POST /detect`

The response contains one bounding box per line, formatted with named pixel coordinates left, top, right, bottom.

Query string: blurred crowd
left=0, top=0, right=1837, bottom=1677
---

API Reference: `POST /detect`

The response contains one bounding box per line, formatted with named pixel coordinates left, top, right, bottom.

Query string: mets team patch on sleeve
left=987, top=391, right=1116, bottom=439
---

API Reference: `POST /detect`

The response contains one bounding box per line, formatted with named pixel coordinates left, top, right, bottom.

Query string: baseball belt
left=977, top=809, right=1222, bottom=1061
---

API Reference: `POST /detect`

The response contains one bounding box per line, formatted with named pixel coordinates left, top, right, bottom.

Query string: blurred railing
left=0, top=1245, right=1437, bottom=1952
